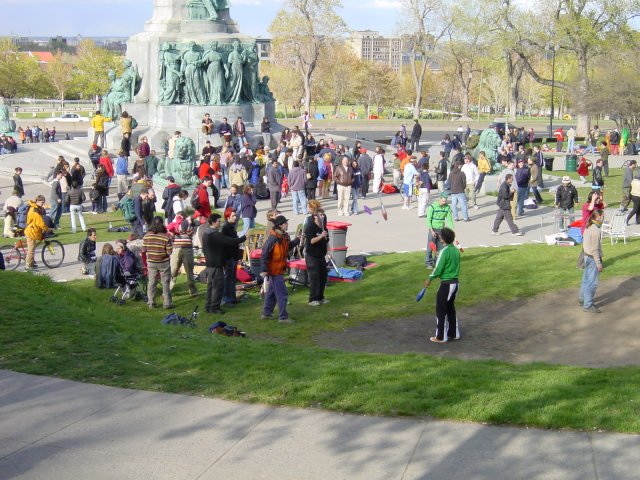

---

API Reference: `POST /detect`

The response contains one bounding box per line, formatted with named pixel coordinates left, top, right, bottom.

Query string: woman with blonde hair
left=304, top=199, right=329, bottom=306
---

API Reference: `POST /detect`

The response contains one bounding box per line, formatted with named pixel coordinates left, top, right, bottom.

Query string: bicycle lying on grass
left=0, top=235, right=65, bottom=271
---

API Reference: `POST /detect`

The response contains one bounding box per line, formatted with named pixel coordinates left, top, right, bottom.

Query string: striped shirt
left=142, top=232, right=173, bottom=263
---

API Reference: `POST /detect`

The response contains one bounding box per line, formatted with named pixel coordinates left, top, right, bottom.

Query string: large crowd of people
left=3, top=113, right=640, bottom=336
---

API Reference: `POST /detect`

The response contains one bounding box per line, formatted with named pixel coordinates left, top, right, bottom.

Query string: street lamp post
left=546, top=44, right=559, bottom=138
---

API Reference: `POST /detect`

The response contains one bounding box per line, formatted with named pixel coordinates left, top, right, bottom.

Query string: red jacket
left=195, top=184, right=211, bottom=219
left=99, top=155, right=114, bottom=177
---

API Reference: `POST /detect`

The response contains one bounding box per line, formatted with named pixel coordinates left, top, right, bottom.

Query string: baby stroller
left=110, top=270, right=147, bottom=305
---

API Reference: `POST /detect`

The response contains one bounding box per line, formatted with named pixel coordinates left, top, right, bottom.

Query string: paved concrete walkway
left=1, top=370, right=638, bottom=480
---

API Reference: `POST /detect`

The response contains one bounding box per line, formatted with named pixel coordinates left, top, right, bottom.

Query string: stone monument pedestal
left=113, top=1, right=278, bottom=155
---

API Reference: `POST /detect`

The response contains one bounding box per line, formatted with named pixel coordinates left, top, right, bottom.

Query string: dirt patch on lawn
left=315, top=277, right=640, bottom=368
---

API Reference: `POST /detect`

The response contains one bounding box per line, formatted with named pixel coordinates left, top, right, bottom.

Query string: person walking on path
left=334, top=156, right=354, bottom=217
left=424, top=227, right=461, bottom=344
left=527, top=157, right=544, bottom=204
left=261, top=215, right=300, bottom=323
left=448, top=161, right=469, bottom=221
left=492, top=174, right=523, bottom=236
left=288, top=160, right=308, bottom=215
left=579, top=209, right=604, bottom=313
left=461, top=154, right=479, bottom=209
left=410, top=119, right=422, bottom=153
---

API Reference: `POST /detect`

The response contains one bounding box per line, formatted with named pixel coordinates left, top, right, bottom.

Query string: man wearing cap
left=260, top=215, right=300, bottom=323
left=555, top=176, right=579, bottom=230
left=425, top=192, right=454, bottom=268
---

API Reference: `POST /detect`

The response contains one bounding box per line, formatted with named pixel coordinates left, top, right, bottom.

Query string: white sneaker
left=512, top=232, right=523, bottom=236
left=473, top=205, right=479, bottom=210
left=320, top=299, right=330, bottom=304
left=491, top=231, right=499, bottom=236
left=308, top=301, right=321, bottom=306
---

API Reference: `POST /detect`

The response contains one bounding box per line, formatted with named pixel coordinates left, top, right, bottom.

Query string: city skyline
left=0, top=0, right=401, bottom=39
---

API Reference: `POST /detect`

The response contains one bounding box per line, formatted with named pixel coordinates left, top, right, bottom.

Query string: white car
left=45, top=113, right=90, bottom=123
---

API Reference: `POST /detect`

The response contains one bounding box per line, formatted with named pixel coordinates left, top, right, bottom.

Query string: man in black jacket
left=202, top=213, right=246, bottom=315
left=555, top=176, right=579, bottom=230
left=357, top=148, right=373, bottom=199
left=78, top=228, right=97, bottom=275
left=410, top=119, right=422, bottom=153
left=492, top=174, right=522, bottom=236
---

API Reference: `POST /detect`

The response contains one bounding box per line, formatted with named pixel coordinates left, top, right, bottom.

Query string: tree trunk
left=303, top=73, right=312, bottom=115
left=575, top=50, right=590, bottom=137
left=411, top=54, right=427, bottom=118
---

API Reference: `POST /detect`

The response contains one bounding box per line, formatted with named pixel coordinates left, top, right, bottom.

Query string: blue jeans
left=350, top=187, right=359, bottom=214
left=517, top=186, right=529, bottom=215
left=50, top=200, right=63, bottom=227
left=450, top=193, right=468, bottom=221
left=239, top=216, right=256, bottom=237
left=579, top=256, right=599, bottom=309
left=291, top=189, right=308, bottom=215
left=262, top=274, right=289, bottom=319
left=568, top=138, right=575, bottom=152
left=220, top=165, right=228, bottom=188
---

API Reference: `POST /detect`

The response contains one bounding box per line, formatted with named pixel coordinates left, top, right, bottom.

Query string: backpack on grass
left=120, top=197, right=137, bottom=222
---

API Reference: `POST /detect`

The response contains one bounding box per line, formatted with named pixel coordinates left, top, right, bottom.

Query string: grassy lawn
left=2, top=240, right=640, bottom=433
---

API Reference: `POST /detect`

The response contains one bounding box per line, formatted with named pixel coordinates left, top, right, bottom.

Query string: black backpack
left=190, top=188, right=201, bottom=209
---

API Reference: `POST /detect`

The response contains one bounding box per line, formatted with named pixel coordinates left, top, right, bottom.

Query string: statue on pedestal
left=159, top=43, right=183, bottom=105
left=225, top=41, right=246, bottom=105
left=101, top=60, right=141, bottom=120
left=474, top=129, right=502, bottom=167
left=257, top=76, right=275, bottom=102
left=187, top=0, right=230, bottom=21
left=202, top=41, right=227, bottom=105
left=0, top=97, right=16, bottom=134
left=180, top=41, right=207, bottom=105
left=154, top=136, right=199, bottom=186
left=241, top=41, right=260, bottom=103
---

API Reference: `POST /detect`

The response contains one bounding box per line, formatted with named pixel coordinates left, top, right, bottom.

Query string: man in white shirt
left=372, top=146, right=386, bottom=194
left=461, top=154, right=480, bottom=209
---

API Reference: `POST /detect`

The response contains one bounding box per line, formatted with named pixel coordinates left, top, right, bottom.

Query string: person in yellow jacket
left=474, top=150, right=492, bottom=193
left=90, top=111, right=111, bottom=147
left=24, top=195, right=51, bottom=271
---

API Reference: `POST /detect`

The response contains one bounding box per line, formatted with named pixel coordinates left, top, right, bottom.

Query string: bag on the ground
left=209, top=321, right=246, bottom=337
left=120, top=197, right=137, bottom=222
left=161, top=313, right=190, bottom=325
left=345, top=254, right=368, bottom=270
left=190, top=189, right=201, bottom=209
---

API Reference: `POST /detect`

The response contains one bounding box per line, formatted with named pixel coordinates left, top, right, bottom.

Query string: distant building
left=347, top=30, right=403, bottom=71
left=255, top=38, right=271, bottom=61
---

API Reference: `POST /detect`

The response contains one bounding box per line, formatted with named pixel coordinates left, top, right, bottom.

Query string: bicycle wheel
left=41, top=240, right=65, bottom=268
left=0, top=244, right=22, bottom=271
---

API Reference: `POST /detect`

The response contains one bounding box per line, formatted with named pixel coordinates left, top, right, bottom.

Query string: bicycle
left=0, top=235, right=65, bottom=271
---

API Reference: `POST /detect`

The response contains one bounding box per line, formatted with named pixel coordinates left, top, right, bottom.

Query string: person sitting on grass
left=423, top=227, right=461, bottom=344
left=78, top=228, right=97, bottom=276
left=95, top=243, right=123, bottom=289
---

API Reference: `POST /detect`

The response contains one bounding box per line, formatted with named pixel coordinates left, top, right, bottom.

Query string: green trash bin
left=565, top=154, right=577, bottom=172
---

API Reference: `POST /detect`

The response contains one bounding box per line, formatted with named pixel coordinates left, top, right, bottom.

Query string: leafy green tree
left=70, top=39, right=123, bottom=100
left=0, top=39, right=49, bottom=98
left=260, top=61, right=304, bottom=118
left=314, top=42, right=360, bottom=115
left=47, top=51, right=74, bottom=108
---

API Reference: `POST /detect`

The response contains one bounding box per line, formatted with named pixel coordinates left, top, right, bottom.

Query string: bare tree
left=400, top=0, right=451, bottom=117
left=269, top=0, right=346, bottom=114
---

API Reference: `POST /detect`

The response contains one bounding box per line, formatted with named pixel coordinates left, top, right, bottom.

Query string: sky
left=0, top=0, right=402, bottom=38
